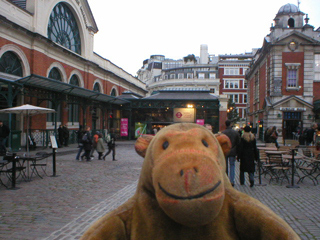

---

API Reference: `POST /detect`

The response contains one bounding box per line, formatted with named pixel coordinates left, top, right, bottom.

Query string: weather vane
left=298, top=0, right=301, bottom=10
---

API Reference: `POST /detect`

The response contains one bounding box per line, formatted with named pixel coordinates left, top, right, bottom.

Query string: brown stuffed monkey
left=81, top=123, right=300, bottom=240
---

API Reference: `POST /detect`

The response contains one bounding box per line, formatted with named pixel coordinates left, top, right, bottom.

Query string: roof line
left=15, top=74, right=130, bottom=105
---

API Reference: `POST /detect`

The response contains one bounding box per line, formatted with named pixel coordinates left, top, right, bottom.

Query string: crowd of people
left=75, top=126, right=116, bottom=162
left=212, top=121, right=320, bottom=188
left=296, top=123, right=319, bottom=146
left=222, top=120, right=258, bottom=187
left=206, top=121, right=258, bottom=187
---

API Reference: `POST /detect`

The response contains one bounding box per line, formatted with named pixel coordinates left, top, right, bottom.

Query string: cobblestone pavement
left=0, top=141, right=319, bottom=240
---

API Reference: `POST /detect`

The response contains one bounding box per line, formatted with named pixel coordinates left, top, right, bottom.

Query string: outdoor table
left=18, top=154, right=39, bottom=180
left=282, top=149, right=301, bottom=188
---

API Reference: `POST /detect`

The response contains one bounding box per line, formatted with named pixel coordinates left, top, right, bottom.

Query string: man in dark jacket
left=58, top=125, right=64, bottom=147
left=0, top=120, right=10, bottom=154
left=80, top=126, right=93, bottom=162
left=306, top=123, right=318, bottom=146
left=102, top=128, right=116, bottom=161
left=222, top=120, right=241, bottom=186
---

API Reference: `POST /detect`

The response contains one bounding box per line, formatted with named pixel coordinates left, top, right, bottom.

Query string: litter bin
left=10, top=130, right=21, bottom=152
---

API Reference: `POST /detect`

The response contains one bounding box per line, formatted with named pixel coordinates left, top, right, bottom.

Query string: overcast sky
left=88, top=0, right=320, bottom=77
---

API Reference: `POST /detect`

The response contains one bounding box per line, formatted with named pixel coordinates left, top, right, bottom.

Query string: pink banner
left=196, top=119, right=205, bottom=125
left=120, top=118, right=128, bottom=136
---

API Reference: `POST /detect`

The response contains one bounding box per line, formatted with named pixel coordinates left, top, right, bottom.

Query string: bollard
left=50, top=148, right=59, bottom=177
left=256, top=157, right=266, bottom=186
left=286, top=148, right=299, bottom=188
left=7, top=153, right=20, bottom=190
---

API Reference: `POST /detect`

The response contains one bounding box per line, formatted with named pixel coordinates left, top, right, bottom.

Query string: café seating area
left=257, top=143, right=320, bottom=186
left=0, top=151, right=52, bottom=189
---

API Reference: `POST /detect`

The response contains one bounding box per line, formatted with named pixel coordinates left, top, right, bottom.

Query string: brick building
left=246, top=3, right=320, bottom=143
left=0, top=0, right=146, bottom=148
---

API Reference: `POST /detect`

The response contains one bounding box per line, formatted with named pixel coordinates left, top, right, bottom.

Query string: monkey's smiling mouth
left=158, top=181, right=221, bottom=200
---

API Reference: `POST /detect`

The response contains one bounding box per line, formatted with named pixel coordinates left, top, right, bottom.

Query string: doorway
left=282, top=112, right=302, bottom=140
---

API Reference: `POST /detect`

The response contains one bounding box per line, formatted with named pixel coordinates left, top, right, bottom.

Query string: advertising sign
left=50, top=135, right=58, bottom=149
left=120, top=118, right=128, bottom=136
left=173, top=108, right=195, bottom=123
left=135, top=122, right=147, bottom=138
left=196, top=119, right=205, bottom=125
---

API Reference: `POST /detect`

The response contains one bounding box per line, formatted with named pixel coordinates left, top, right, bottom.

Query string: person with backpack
left=89, top=131, right=99, bottom=160
left=102, top=128, right=116, bottom=161
left=80, top=126, right=92, bottom=162
left=222, top=120, right=241, bottom=187
left=96, top=133, right=105, bottom=160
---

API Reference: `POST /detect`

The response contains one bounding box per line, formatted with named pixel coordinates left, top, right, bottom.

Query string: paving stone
left=0, top=141, right=319, bottom=239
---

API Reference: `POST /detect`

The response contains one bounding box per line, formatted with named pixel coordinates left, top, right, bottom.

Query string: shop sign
left=173, top=108, right=195, bottom=123
left=280, top=107, right=306, bottom=111
left=135, top=122, right=147, bottom=138
left=196, top=119, right=204, bottom=125
left=120, top=118, right=128, bottom=136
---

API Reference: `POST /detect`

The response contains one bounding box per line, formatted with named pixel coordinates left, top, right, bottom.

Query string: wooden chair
left=296, top=149, right=320, bottom=185
left=266, top=152, right=290, bottom=185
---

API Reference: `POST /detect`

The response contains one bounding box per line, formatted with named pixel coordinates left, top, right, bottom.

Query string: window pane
left=0, top=51, right=23, bottom=77
left=47, top=3, right=81, bottom=54
left=288, top=69, right=297, bottom=87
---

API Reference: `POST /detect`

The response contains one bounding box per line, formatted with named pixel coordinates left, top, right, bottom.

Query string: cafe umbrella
left=0, top=104, right=56, bottom=154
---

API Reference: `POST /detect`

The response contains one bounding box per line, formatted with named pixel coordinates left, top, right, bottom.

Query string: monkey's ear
left=135, top=135, right=154, bottom=157
left=214, top=133, right=231, bottom=157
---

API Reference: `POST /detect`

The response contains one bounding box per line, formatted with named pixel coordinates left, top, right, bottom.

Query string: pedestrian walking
left=222, top=120, right=241, bottom=187
left=75, top=128, right=85, bottom=161
left=76, top=125, right=83, bottom=146
left=103, top=128, right=116, bottom=161
left=0, top=120, right=10, bottom=155
left=237, top=126, right=259, bottom=187
left=96, top=133, right=105, bottom=160
left=90, top=131, right=99, bottom=159
left=80, top=126, right=92, bottom=162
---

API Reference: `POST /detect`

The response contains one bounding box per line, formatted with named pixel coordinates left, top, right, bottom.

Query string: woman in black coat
left=237, top=126, right=259, bottom=187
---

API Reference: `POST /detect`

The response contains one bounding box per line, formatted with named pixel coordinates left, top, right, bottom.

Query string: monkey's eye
left=163, top=141, right=169, bottom=150
left=202, top=139, right=209, bottom=147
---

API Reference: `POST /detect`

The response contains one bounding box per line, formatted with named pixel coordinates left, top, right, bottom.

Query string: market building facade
left=246, top=3, right=320, bottom=143
left=0, top=0, right=146, bottom=149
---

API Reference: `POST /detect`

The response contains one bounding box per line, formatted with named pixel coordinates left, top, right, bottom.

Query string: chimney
left=200, top=44, right=208, bottom=64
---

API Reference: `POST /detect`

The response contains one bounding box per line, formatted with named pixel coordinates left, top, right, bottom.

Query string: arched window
left=48, top=67, right=62, bottom=81
left=47, top=3, right=81, bottom=54
left=93, top=82, right=101, bottom=92
left=111, top=88, right=117, bottom=96
left=0, top=51, right=23, bottom=77
left=288, top=18, right=295, bottom=28
left=69, top=74, right=79, bottom=86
